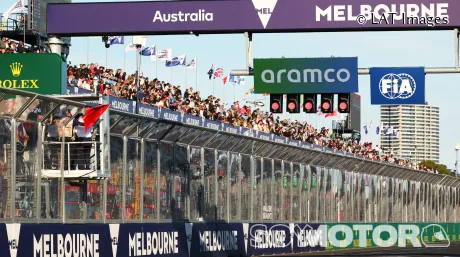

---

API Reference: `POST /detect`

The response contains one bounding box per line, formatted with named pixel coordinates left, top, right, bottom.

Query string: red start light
left=322, top=102, right=331, bottom=110
left=288, top=102, right=296, bottom=110
left=339, top=102, right=348, bottom=110
left=272, top=102, right=280, bottom=110
left=304, top=102, right=313, bottom=110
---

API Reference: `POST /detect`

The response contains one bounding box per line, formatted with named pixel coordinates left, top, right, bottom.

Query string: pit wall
left=0, top=222, right=458, bottom=257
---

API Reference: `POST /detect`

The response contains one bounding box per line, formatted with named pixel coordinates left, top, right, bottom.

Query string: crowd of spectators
left=0, top=36, right=434, bottom=173
left=66, top=63, right=432, bottom=172
left=0, top=37, right=44, bottom=53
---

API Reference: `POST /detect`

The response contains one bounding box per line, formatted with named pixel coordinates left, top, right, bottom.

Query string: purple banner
left=48, top=0, right=458, bottom=35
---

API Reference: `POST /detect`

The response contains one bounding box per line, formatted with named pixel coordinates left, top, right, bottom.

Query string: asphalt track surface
left=268, top=242, right=460, bottom=256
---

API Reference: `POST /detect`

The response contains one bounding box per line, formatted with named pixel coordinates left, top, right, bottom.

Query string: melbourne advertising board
left=1, top=222, right=457, bottom=257
left=253, top=57, right=358, bottom=94
left=0, top=54, right=65, bottom=95
left=370, top=67, right=425, bottom=105
left=47, top=0, right=459, bottom=36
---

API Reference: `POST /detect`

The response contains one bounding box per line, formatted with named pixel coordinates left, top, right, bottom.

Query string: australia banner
left=48, top=0, right=459, bottom=36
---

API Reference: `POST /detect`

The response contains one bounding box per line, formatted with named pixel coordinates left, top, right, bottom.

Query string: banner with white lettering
left=109, top=96, right=135, bottom=113
left=272, top=135, right=287, bottom=145
left=188, top=223, right=244, bottom=257
left=300, top=142, right=312, bottom=150
left=313, top=144, right=323, bottom=151
left=240, top=128, right=255, bottom=138
left=292, top=223, right=326, bottom=253
left=246, top=223, right=292, bottom=256
left=287, top=139, right=300, bottom=147
left=66, top=86, right=94, bottom=95
left=203, top=120, right=221, bottom=131
left=117, top=223, right=188, bottom=257
left=15, top=223, right=111, bottom=257
left=222, top=124, right=240, bottom=134
left=160, top=108, right=182, bottom=123
left=182, top=114, right=202, bottom=127
left=137, top=104, right=159, bottom=119
left=256, top=131, right=271, bottom=141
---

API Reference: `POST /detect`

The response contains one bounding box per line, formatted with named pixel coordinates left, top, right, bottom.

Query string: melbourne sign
left=0, top=54, right=65, bottom=95
left=253, top=57, right=358, bottom=94
left=47, top=0, right=460, bottom=36
left=370, top=67, right=425, bottom=105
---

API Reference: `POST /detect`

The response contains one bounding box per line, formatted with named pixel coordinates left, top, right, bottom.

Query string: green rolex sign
left=0, top=54, right=65, bottom=95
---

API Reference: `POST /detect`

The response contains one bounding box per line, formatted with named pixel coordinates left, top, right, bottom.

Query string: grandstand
left=1, top=2, right=460, bottom=254
left=1, top=35, right=440, bottom=172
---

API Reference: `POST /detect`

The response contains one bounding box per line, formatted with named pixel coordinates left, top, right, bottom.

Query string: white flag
left=125, top=43, right=137, bottom=52
left=2, top=0, right=27, bottom=23
left=152, top=48, right=172, bottom=61
left=185, top=57, right=197, bottom=69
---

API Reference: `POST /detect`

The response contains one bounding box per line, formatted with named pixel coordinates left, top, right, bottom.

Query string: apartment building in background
left=380, top=104, right=440, bottom=163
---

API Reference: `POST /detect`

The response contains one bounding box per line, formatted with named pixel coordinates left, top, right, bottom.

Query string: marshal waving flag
left=185, top=57, right=196, bottom=69
left=152, top=48, right=172, bottom=61
left=165, top=54, right=186, bottom=67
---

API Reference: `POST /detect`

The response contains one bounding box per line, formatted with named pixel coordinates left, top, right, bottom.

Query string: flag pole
left=213, top=79, right=215, bottom=96
left=87, top=37, right=89, bottom=65
left=123, top=40, right=126, bottom=72
left=105, top=48, right=108, bottom=69
left=155, top=60, right=158, bottom=79
left=185, top=68, right=187, bottom=87
left=195, top=58, right=198, bottom=91
left=233, top=84, right=236, bottom=102
left=171, top=67, right=173, bottom=85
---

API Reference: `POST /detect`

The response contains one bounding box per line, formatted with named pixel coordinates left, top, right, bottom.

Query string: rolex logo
left=10, top=62, right=23, bottom=77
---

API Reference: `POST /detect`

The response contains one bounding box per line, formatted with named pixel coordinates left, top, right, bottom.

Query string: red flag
left=83, top=104, right=109, bottom=131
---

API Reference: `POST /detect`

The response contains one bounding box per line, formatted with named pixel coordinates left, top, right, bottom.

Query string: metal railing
left=0, top=87, right=458, bottom=224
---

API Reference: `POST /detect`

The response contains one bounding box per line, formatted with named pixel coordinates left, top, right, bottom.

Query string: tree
left=419, top=160, right=453, bottom=176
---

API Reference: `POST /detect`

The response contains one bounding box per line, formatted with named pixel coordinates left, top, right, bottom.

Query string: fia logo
left=251, top=0, right=278, bottom=29
left=379, top=73, right=416, bottom=100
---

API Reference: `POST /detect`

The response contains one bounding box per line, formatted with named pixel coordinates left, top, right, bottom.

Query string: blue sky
left=2, top=0, right=460, bottom=169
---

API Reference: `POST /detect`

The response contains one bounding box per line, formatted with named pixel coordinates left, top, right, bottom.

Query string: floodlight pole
left=245, top=32, right=253, bottom=73
left=231, top=29, right=460, bottom=76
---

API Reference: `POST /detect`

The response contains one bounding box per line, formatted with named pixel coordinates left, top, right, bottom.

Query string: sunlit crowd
left=0, top=36, right=437, bottom=173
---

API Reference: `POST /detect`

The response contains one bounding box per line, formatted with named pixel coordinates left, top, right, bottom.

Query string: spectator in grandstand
left=64, top=62, right=424, bottom=170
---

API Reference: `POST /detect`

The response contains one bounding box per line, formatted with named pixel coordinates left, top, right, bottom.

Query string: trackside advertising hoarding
left=0, top=223, right=458, bottom=257
left=253, top=57, right=358, bottom=94
left=370, top=67, right=426, bottom=105
left=0, top=54, right=65, bottom=95
left=47, top=0, right=460, bottom=36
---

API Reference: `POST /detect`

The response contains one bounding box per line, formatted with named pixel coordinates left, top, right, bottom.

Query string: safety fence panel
left=0, top=222, right=460, bottom=257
